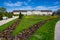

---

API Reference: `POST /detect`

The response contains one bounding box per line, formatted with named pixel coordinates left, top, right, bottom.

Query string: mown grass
left=12, top=15, right=54, bottom=36
left=28, top=17, right=60, bottom=40
left=0, top=18, right=17, bottom=32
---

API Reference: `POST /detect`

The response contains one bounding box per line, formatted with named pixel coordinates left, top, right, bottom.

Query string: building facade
left=13, top=10, right=52, bottom=15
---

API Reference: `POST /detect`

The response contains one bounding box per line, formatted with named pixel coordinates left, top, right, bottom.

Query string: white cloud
left=4, top=1, right=23, bottom=6
left=4, top=1, right=30, bottom=6
left=15, top=5, right=59, bottom=10
left=34, top=5, right=60, bottom=11
left=6, top=4, right=60, bottom=12
left=35, top=6, right=48, bottom=10
left=22, top=6, right=33, bottom=10
left=16, top=6, right=33, bottom=10
left=7, top=5, right=60, bottom=12
left=47, top=5, right=60, bottom=11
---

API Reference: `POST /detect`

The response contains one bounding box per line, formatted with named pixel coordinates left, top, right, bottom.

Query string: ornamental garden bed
left=28, top=17, right=60, bottom=40
left=12, top=16, right=50, bottom=36
left=0, top=18, right=17, bottom=32
left=0, top=15, right=59, bottom=40
left=0, top=19, right=21, bottom=40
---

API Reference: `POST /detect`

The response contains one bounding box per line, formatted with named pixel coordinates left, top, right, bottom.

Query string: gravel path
left=0, top=16, right=18, bottom=26
left=55, top=20, right=60, bottom=40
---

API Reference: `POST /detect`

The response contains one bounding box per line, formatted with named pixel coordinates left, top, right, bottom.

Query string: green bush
left=0, top=12, right=3, bottom=20
left=0, top=12, right=5, bottom=20
left=0, top=7, right=13, bottom=20
left=4, top=12, right=13, bottom=18
left=5, top=13, right=12, bottom=18
left=0, top=12, right=13, bottom=20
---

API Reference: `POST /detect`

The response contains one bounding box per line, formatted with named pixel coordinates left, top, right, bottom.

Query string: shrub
left=6, top=13, right=12, bottom=18
left=0, top=12, right=5, bottom=20
left=0, top=12, right=3, bottom=20
left=0, top=12, right=13, bottom=20
left=5, top=12, right=13, bottom=18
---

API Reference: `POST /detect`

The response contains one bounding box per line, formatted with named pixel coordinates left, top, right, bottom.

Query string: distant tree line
left=52, top=9, right=60, bottom=16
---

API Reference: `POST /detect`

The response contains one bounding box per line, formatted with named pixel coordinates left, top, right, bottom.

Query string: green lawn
left=0, top=18, right=17, bottom=32
left=12, top=16, right=53, bottom=36
left=0, top=15, right=59, bottom=40
left=28, top=17, right=60, bottom=40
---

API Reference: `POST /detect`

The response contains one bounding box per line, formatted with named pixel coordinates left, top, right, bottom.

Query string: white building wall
left=37, top=11, right=42, bottom=15
left=13, top=11, right=52, bottom=15
left=32, top=11, right=39, bottom=15
left=42, top=12, right=48, bottom=15
left=39, top=12, right=43, bottom=15
left=21, top=12, right=27, bottom=15
left=27, top=11, right=33, bottom=15
left=41, top=12, right=52, bottom=15
left=48, top=12, right=52, bottom=15
left=13, top=12, right=20, bottom=14
left=34, top=11, right=38, bottom=14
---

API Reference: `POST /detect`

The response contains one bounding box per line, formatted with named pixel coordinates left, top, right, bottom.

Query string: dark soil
left=0, top=19, right=21, bottom=40
left=0, top=18, right=53, bottom=40
left=13, top=19, right=52, bottom=40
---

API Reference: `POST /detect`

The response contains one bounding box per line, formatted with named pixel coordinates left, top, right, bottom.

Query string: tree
left=52, top=9, right=60, bottom=16
left=0, top=12, right=3, bottom=20
left=19, top=12, right=23, bottom=19
left=52, top=12, right=56, bottom=16
left=0, top=7, right=6, bottom=12
left=56, top=9, right=60, bottom=16
left=0, top=7, right=7, bottom=20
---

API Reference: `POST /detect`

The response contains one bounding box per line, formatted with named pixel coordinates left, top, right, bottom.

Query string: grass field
left=28, top=17, right=60, bottom=40
left=0, top=15, right=59, bottom=40
left=0, top=19, right=17, bottom=32
left=12, top=16, right=56, bottom=36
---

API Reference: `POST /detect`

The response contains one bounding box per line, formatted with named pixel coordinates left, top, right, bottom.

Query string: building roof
left=13, top=10, right=27, bottom=12
left=13, top=10, right=52, bottom=12
left=40, top=10, right=52, bottom=12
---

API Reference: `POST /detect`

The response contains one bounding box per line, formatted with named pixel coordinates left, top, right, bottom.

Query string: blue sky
left=0, top=0, right=60, bottom=12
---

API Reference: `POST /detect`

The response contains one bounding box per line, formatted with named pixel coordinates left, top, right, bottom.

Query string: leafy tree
left=0, top=7, right=6, bottom=12
left=52, top=9, right=60, bottom=16
left=5, top=12, right=13, bottom=18
left=56, top=9, right=60, bottom=16
left=52, top=12, right=56, bottom=16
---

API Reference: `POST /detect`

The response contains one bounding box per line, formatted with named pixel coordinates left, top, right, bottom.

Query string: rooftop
left=13, top=10, right=52, bottom=12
